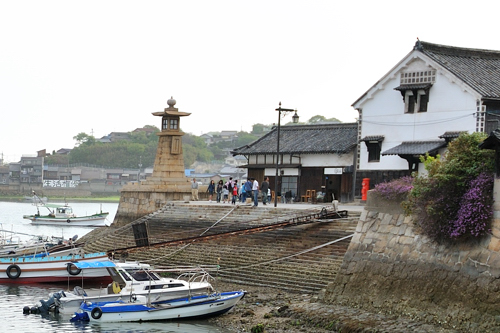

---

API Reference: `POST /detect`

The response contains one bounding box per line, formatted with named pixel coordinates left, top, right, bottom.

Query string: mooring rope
left=143, top=205, right=238, bottom=263
left=220, top=234, right=354, bottom=272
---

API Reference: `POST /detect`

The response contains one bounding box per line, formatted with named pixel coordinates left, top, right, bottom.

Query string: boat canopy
left=73, top=261, right=116, bottom=269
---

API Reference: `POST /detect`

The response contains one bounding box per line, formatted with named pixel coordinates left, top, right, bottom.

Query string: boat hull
left=79, top=291, right=245, bottom=322
left=58, top=283, right=213, bottom=314
left=23, top=213, right=109, bottom=227
left=0, top=252, right=111, bottom=284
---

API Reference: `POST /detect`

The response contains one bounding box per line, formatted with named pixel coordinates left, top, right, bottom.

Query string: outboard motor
left=70, top=312, right=90, bottom=322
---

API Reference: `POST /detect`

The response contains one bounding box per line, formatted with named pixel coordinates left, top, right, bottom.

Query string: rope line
left=220, top=234, right=354, bottom=272
left=143, top=205, right=238, bottom=263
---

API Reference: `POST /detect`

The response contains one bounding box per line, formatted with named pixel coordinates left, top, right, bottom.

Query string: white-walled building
left=232, top=123, right=357, bottom=202
left=352, top=40, right=500, bottom=190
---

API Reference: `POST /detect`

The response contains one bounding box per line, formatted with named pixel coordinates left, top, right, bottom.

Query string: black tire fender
left=6, top=264, right=21, bottom=279
left=67, top=263, right=82, bottom=276
left=91, top=307, right=102, bottom=320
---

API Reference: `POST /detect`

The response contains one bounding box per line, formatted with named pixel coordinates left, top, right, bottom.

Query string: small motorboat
left=72, top=290, right=246, bottom=322
left=52, top=261, right=214, bottom=314
left=23, top=192, right=108, bottom=227
left=0, top=251, right=111, bottom=284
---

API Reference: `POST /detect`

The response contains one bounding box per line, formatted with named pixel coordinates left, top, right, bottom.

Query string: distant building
left=56, top=148, right=72, bottom=155
left=19, top=155, right=44, bottom=184
left=232, top=123, right=357, bottom=202
left=224, top=154, right=246, bottom=167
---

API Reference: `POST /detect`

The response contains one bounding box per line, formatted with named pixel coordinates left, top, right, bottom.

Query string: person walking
left=191, top=178, right=199, bottom=201
left=244, top=178, right=252, bottom=204
left=216, top=180, right=223, bottom=203
left=225, top=177, right=234, bottom=202
left=252, top=177, right=259, bottom=207
left=207, top=180, right=215, bottom=202
left=239, top=181, right=245, bottom=202
left=231, top=180, right=239, bottom=205
left=222, top=185, right=229, bottom=203
left=261, top=177, right=269, bottom=205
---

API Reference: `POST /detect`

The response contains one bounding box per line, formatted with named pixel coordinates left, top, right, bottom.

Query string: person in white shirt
left=252, top=178, right=259, bottom=207
left=191, top=178, right=199, bottom=201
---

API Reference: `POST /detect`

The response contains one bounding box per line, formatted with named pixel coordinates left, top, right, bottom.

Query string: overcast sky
left=1, top=1, right=500, bottom=163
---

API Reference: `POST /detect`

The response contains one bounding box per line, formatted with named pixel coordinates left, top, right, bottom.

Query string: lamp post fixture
left=274, top=102, right=299, bottom=207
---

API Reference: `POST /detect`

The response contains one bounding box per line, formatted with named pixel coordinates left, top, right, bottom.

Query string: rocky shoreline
left=209, top=282, right=461, bottom=333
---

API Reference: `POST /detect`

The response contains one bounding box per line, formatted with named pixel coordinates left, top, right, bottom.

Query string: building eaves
left=382, top=140, right=447, bottom=156
left=232, top=123, right=358, bottom=156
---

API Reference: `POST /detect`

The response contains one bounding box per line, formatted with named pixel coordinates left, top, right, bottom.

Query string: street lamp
left=274, top=102, right=299, bottom=207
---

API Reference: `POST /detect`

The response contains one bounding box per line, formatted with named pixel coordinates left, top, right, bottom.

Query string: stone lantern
left=149, top=97, right=191, bottom=181
left=116, top=97, right=193, bottom=225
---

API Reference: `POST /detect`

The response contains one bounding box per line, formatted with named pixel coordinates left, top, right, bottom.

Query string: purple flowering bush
left=373, top=176, right=413, bottom=201
left=448, top=173, right=494, bottom=238
left=404, top=132, right=495, bottom=242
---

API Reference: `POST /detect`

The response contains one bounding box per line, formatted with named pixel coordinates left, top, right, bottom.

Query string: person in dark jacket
left=207, top=180, right=215, bottom=202
left=260, top=177, right=269, bottom=205
left=216, top=180, right=223, bottom=203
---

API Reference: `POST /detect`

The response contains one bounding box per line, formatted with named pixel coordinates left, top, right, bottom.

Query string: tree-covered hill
left=43, top=115, right=343, bottom=168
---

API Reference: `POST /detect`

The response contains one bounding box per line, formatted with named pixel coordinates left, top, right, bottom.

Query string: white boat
left=0, top=228, right=72, bottom=258
left=0, top=251, right=111, bottom=284
left=22, top=194, right=109, bottom=227
left=53, top=261, right=214, bottom=314
left=72, top=290, right=246, bottom=322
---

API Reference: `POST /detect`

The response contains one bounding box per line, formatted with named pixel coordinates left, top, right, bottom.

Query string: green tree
left=307, top=115, right=341, bottom=123
left=73, top=132, right=96, bottom=146
left=252, top=123, right=265, bottom=134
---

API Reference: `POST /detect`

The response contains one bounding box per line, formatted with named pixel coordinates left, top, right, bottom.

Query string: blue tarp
left=73, top=260, right=116, bottom=269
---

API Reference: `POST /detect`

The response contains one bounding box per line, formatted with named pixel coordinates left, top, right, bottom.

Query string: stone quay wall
left=324, top=185, right=500, bottom=332
left=114, top=184, right=209, bottom=226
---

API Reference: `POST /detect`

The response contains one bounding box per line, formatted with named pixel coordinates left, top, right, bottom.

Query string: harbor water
left=0, top=200, right=119, bottom=242
left=0, top=201, right=231, bottom=332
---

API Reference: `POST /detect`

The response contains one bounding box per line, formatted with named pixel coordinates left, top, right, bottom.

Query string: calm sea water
left=0, top=200, right=119, bottom=242
left=0, top=201, right=230, bottom=333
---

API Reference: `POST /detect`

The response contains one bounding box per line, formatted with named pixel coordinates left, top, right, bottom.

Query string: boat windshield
left=126, top=269, right=160, bottom=281
left=57, top=207, right=72, bottom=214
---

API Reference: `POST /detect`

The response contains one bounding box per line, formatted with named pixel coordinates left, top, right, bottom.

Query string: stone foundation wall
left=114, top=187, right=209, bottom=226
left=324, top=187, right=500, bottom=332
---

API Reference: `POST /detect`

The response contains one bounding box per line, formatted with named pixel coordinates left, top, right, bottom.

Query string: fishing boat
left=22, top=193, right=109, bottom=227
left=0, top=251, right=112, bottom=284
left=52, top=261, right=214, bottom=314
left=71, top=290, right=246, bottom=322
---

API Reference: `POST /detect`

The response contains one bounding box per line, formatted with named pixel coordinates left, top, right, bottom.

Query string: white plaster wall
left=301, top=153, right=353, bottom=167
left=248, top=153, right=353, bottom=168
left=358, top=57, right=478, bottom=171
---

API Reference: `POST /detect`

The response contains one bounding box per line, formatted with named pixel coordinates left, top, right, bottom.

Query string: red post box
left=361, top=178, right=370, bottom=202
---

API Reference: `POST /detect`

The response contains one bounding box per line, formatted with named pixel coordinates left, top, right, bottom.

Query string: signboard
left=324, top=167, right=343, bottom=175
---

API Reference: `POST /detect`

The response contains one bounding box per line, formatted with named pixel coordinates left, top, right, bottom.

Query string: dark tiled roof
left=360, top=135, right=384, bottom=142
left=382, top=140, right=447, bottom=156
left=232, top=123, right=358, bottom=155
left=416, top=41, right=500, bottom=100
left=439, top=131, right=466, bottom=139
left=479, top=129, right=500, bottom=149
left=394, top=83, right=432, bottom=91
